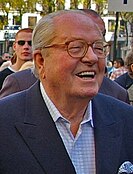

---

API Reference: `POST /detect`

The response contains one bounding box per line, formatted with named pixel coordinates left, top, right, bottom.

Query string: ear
left=33, top=50, right=45, bottom=79
left=12, top=42, right=16, bottom=51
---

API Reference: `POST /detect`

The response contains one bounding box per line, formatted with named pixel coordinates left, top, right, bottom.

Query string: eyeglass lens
left=17, top=40, right=32, bottom=46
left=67, top=40, right=106, bottom=58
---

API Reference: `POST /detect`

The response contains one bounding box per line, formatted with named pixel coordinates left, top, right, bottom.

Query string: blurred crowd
left=106, top=53, right=133, bottom=105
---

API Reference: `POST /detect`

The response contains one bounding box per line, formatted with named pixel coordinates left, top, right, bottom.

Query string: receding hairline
left=80, top=9, right=106, bottom=36
left=32, top=9, right=103, bottom=52
left=50, top=9, right=100, bottom=35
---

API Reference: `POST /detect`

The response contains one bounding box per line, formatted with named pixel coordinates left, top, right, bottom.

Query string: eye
left=93, top=42, right=104, bottom=53
left=69, top=46, right=82, bottom=53
left=68, top=41, right=84, bottom=53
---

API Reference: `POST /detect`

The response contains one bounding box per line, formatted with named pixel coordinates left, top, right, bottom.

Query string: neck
left=11, top=60, right=27, bottom=71
left=48, top=91, right=89, bottom=136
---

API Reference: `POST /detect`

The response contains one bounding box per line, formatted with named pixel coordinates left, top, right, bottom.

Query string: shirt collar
left=40, top=82, right=94, bottom=127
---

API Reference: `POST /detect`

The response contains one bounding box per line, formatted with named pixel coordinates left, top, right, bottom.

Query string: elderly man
left=0, top=10, right=133, bottom=174
left=0, top=10, right=129, bottom=105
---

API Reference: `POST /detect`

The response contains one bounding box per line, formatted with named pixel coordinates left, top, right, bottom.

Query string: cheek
left=47, top=61, right=67, bottom=78
left=47, top=60, right=73, bottom=84
left=15, top=47, right=21, bottom=55
left=97, top=61, right=106, bottom=86
left=45, top=49, right=77, bottom=81
left=99, top=60, right=106, bottom=74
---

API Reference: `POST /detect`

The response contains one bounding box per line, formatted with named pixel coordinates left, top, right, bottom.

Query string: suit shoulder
left=95, top=93, right=133, bottom=110
left=104, top=77, right=126, bottom=91
left=93, top=93, right=133, bottom=125
left=4, top=69, right=36, bottom=84
left=0, top=90, right=26, bottom=107
left=9, top=69, right=31, bottom=78
left=0, top=68, right=13, bottom=74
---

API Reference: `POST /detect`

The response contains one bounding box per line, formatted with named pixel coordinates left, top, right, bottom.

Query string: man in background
left=0, top=52, right=12, bottom=70
left=1, top=52, right=11, bottom=61
left=0, top=28, right=33, bottom=89
left=115, top=51, right=133, bottom=105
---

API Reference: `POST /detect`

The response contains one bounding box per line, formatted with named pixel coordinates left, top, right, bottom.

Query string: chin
left=78, top=89, right=98, bottom=99
left=25, top=58, right=32, bottom=61
left=87, top=91, right=98, bottom=98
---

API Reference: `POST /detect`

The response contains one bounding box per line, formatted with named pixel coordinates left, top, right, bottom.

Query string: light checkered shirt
left=110, top=66, right=127, bottom=80
left=40, top=83, right=96, bottom=174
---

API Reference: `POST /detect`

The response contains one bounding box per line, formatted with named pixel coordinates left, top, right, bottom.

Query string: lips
left=76, top=71, right=95, bottom=79
left=22, top=52, right=30, bottom=56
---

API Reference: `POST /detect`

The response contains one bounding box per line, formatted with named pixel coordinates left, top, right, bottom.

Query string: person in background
left=0, top=68, right=37, bottom=98
left=0, top=52, right=12, bottom=71
left=107, top=60, right=113, bottom=77
left=0, top=67, right=37, bottom=98
left=0, top=10, right=133, bottom=174
left=18, top=60, right=34, bottom=71
left=1, top=52, right=11, bottom=61
left=110, top=58, right=127, bottom=80
left=0, top=28, right=33, bottom=89
left=115, top=50, right=133, bottom=105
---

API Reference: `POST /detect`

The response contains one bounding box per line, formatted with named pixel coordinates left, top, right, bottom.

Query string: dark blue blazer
left=0, top=67, right=14, bottom=89
left=115, top=72, right=133, bottom=90
left=0, top=81, right=133, bottom=174
left=99, top=77, right=130, bottom=104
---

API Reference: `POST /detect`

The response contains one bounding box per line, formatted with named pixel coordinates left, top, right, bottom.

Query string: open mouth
left=76, top=71, right=95, bottom=79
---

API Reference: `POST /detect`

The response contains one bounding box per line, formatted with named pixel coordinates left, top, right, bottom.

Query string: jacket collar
left=15, top=81, right=76, bottom=174
left=15, top=82, right=123, bottom=174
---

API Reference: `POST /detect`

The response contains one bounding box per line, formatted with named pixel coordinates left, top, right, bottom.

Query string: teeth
left=77, top=71, right=95, bottom=78
left=78, top=72, right=95, bottom=76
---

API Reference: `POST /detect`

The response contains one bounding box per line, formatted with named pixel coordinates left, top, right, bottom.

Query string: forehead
left=4, top=53, right=10, bottom=56
left=54, top=12, right=102, bottom=41
left=87, top=15, right=105, bottom=33
left=94, top=19, right=105, bottom=34
left=16, top=32, right=32, bottom=40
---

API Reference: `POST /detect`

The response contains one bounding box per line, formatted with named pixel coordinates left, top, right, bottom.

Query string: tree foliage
left=93, top=0, right=107, bottom=15
left=0, top=0, right=132, bottom=30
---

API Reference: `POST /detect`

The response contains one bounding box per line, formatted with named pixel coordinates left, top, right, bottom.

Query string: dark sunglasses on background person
left=5, top=56, right=11, bottom=59
left=16, top=40, right=32, bottom=46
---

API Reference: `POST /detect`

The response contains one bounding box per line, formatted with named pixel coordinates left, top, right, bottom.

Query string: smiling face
left=34, top=11, right=105, bottom=103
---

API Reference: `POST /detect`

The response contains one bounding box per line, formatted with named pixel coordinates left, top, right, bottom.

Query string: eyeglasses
left=43, top=39, right=108, bottom=59
left=5, top=56, right=11, bottom=59
left=16, top=40, right=32, bottom=46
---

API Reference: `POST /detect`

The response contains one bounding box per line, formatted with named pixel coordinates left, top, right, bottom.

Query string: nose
left=23, top=42, right=30, bottom=49
left=81, top=46, right=98, bottom=64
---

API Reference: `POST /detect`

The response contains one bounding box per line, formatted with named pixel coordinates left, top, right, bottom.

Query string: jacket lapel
left=15, top=82, right=76, bottom=174
left=14, top=82, right=124, bottom=174
left=92, top=94, right=125, bottom=174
